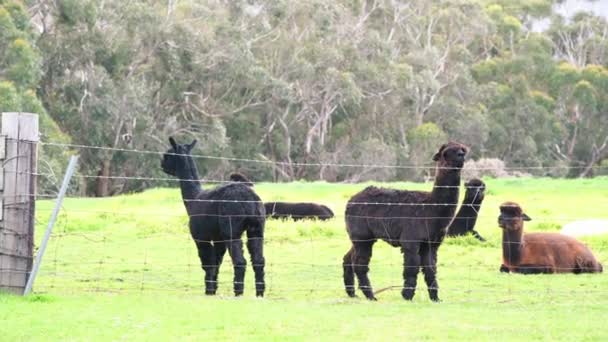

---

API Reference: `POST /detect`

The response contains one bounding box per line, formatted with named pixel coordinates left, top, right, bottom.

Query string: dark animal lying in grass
left=161, top=137, right=266, bottom=296
left=264, top=202, right=334, bottom=221
left=498, top=202, right=603, bottom=274
left=447, top=178, right=486, bottom=242
left=343, top=142, right=468, bottom=301
left=229, top=172, right=253, bottom=186
left=227, top=173, right=334, bottom=221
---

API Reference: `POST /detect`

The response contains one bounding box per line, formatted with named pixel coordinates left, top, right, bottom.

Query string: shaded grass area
left=1, top=177, right=608, bottom=340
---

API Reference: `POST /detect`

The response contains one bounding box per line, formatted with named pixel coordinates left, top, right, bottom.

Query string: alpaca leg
left=211, top=242, right=227, bottom=292
left=420, top=243, right=440, bottom=302
left=227, top=238, right=247, bottom=296
left=471, top=230, right=486, bottom=242
left=246, top=229, right=265, bottom=297
left=342, top=246, right=356, bottom=297
left=352, top=240, right=376, bottom=300
left=194, top=240, right=217, bottom=295
left=401, top=243, right=421, bottom=300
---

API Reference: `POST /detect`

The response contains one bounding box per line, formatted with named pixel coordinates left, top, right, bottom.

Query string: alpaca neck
left=176, top=156, right=203, bottom=211
left=431, top=169, right=460, bottom=205
left=502, top=229, right=523, bottom=265
left=453, top=203, right=480, bottom=229
left=430, top=168, right=461, bottom=232
left=459, top=196, right=483, bottom=220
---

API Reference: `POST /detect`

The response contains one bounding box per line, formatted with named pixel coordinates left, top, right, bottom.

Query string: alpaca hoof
left=256, top=291, right=264, bottom=297
left=402, top=288, right=415, bottom=300
left=430, top=295, right=441, bottom=302
left=205, top=290, right=216, bottom=296
left=366, top=296, right=378, bottom=301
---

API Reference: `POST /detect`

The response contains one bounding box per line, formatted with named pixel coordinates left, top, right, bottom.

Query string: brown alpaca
left=498, top=202, right=603, bottom=274
left=343, top=142, right=468, bottom=301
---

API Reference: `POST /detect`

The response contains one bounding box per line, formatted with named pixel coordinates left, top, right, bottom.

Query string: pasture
left=1, top=177, right=608, bottom=340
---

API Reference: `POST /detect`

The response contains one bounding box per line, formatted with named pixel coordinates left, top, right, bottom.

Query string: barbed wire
left=39, top=140, right=608, bottom=171
left=33, top=206, right=608, bottom=222
left=2, top=261, right=606, bottom=270
left=3, top=139, right=606, bottom=301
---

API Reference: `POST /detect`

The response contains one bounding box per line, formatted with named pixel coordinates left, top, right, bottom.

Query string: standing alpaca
left=161, top=138, right=266, bottom=296
left=343, top=142, right=468, bottom=301
left=498, top=202, right=603, bottom=274
left=447, top=178, right=486, bottom=241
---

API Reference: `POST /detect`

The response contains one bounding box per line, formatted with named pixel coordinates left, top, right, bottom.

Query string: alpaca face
left=498, top=202, right=531, bottom=231
left=161, top=137, right=197, bottom=177
left=465, top=178, right=485, bottom=201
left=433, top=142, right=468, bottom=169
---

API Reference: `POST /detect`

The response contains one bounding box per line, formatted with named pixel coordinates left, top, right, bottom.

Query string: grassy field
left=2, top=177, right=608, bottom=340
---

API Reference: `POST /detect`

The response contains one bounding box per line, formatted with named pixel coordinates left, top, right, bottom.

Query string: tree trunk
left=95, top=159, right=111, bottom=197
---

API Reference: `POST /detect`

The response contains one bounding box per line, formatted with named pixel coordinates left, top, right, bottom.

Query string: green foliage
left=0, top=81, right=19, bottom=110
left=6, top=38, right=39, bottom=87
left=3, top=1, right=27, bottom=31
left=573, top=80, right=597, bottom=108
left=0, top=1, right=69, bottom=194
left=0, top=0, right=604, bottom=195
left=529, top=90, right=555, bottom=111
left=407, top=123, right=447, bottom=179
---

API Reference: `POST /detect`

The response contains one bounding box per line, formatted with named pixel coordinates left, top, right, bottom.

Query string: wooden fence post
left=0, top=112, right=39, bottom=294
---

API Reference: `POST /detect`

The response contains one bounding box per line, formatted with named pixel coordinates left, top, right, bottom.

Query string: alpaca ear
left=522, top=213, right=531, bottom=221
left=169, top=137, right=177, bottom=149
left=188, top=139, right=198, bottom=151
left=432, top=144, right=447, bottom=161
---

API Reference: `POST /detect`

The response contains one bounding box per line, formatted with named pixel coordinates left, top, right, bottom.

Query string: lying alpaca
left=344, top=142, right=468, bottom=301
left=162, top=138, right=266, bottom=296
left=498, top=202, right=603, bottom=274
left=264, top=202, right=334, bottom=221
left=227, top=173, right=334, bottom=221
left=447, top=178, right=486, bottom=241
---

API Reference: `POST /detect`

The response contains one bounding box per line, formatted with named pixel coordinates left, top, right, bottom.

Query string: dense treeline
left=0, top=0, right=607, bottom=196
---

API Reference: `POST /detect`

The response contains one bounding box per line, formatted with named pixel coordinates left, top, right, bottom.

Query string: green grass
left=2, top=177, right=608, bottom=340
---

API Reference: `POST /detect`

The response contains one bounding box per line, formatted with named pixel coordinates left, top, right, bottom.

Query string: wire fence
left=40, top=140, right=608, bottom=171
left=2, top=139, right=608, bottom=303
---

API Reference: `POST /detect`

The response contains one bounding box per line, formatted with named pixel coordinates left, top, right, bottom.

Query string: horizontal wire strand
left=39, top=140, right=608, bottom=171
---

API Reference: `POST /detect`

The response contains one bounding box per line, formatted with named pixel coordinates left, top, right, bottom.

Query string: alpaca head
left=498, top=202, right=531, bottom=231
left=464, top=178, right=485, bottom=202
left=432, top=142, right=468, bottom=170
left=229, top=172, right=253, bottom=186
left=161, top=137, right=197, bottom=177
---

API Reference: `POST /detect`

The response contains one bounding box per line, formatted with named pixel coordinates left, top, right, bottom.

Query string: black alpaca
left=264, top=202, right=335, bottom=221
left=227, top=173, right=334, bottom=221
left=161, top=138, right=266, bottom=296
left=229, top=172, right=253, bottom=186
left=447, top=178, right=486, bottom=242
left=343, top=142, right=468, bottom=301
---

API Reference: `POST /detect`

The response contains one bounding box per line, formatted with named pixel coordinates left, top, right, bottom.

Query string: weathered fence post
left=0, top=112, right=39, bottom=294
